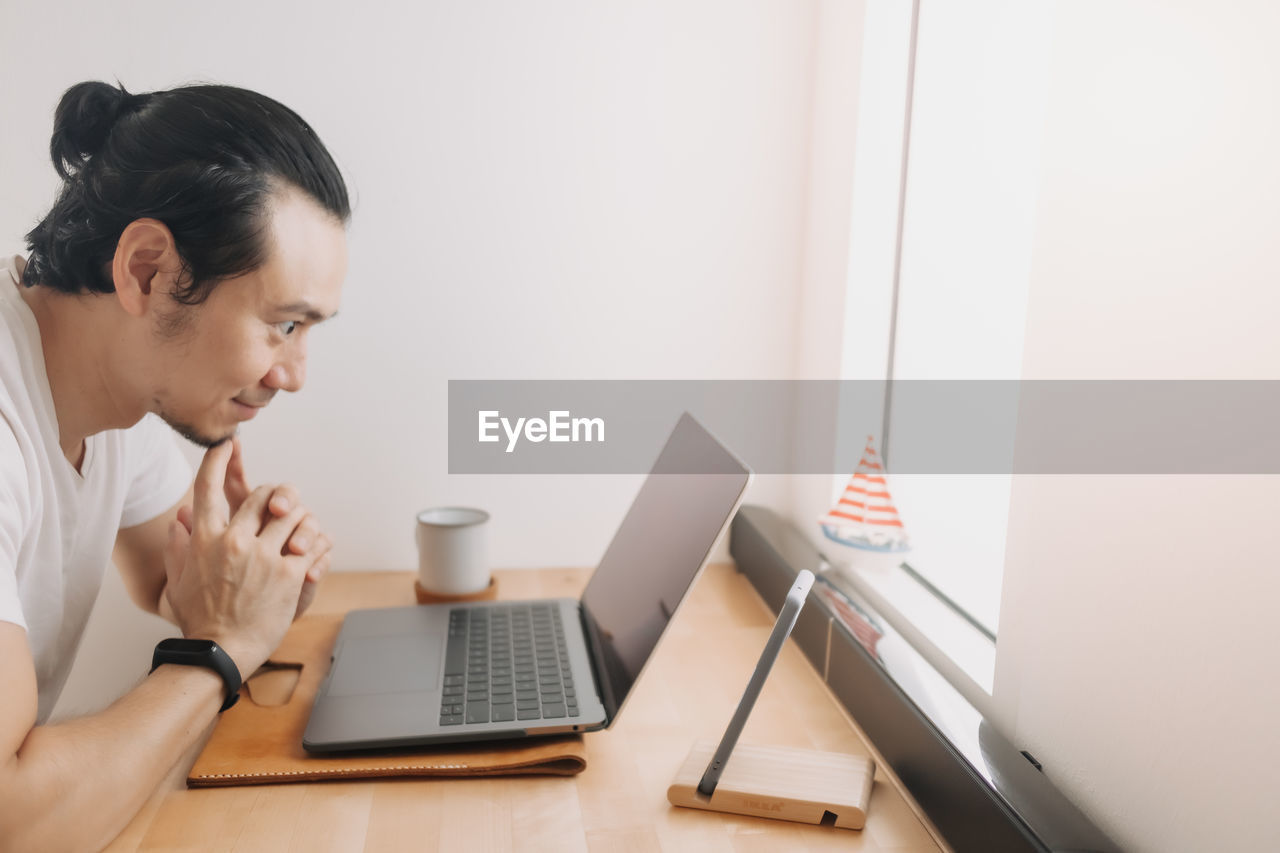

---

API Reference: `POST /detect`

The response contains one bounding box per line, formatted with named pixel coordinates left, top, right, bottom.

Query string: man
left=0, top=81, right=349, bottom=850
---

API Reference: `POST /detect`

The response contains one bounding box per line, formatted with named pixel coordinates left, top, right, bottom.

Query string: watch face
left=158, top=638, right=218, bottom=654
left=153, top=637, right=241, bottom=712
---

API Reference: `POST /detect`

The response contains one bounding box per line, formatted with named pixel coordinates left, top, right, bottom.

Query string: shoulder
left=0, top=257, right=47, bottom=449
left=0, top=415, right=33, bottom=558
left=0, top=404, right=34, bottom=512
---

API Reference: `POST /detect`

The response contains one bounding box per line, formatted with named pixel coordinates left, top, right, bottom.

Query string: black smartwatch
left=150, top=638, right=242, bottom=712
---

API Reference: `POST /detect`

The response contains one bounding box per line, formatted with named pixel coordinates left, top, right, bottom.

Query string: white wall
left=992, top=2, right=1280, bottom=850
left=0, top=1, right=826, bottom=713
left=789, top=0, right=870, bottom=537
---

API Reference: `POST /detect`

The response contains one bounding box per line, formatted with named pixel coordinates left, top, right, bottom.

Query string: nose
left=264, top=348, right=306, bottom=393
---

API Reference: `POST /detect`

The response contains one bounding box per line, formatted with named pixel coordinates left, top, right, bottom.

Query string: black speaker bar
left=729, top=505, right=1119, bottom=853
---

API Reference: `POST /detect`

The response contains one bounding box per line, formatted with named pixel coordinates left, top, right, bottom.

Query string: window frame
left=817, top=0, right=1048, bottom=716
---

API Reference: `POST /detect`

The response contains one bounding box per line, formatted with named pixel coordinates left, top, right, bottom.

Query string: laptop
left=303, top=412, right=752, bottom=752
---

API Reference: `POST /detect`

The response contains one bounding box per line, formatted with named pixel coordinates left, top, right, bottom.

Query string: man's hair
left=23, top=81, right=351, bottom=303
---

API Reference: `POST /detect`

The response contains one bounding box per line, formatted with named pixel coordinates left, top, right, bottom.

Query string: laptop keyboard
left=439, top=604, right=581, bottom=726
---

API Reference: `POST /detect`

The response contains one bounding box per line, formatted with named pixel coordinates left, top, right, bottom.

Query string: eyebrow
left=274, top=301, right=338, bottom=323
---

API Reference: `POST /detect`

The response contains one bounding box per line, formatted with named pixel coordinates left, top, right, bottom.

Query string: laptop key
left=516, top=698, right=539, bottom=710
left=466, top=702, right=489, bottom=724
left=516, top=708, right=540, bottom=720
left=444, top=638, right=467, bottom=675
left=541, top=702, right=566, bottom=718
left=440, top=714, right=463, bottom=726
left=492, top=704, right=515, bottom=722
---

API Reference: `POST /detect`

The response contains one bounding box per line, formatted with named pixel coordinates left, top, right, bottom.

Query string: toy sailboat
left=819, top=435, right=910, bottom=553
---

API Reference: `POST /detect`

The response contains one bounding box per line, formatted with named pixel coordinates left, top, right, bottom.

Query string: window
left=827, top=0, right=1055, bottom=702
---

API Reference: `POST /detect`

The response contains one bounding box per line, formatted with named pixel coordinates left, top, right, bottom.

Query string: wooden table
left=107, top=564, right=947, bottom=852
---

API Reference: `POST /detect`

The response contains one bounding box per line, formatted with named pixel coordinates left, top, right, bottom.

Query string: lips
left=231, top=398, right=269, bottom=420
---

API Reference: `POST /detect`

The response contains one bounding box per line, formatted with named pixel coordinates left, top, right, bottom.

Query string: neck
left=18, top=282, right=144, bottom=467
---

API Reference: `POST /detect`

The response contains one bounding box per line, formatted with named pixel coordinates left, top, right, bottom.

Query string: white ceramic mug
left=414, top=507, right=491, bottom=596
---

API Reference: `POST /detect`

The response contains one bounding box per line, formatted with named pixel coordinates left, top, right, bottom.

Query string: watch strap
left=151, top=639, right=242, bottom=712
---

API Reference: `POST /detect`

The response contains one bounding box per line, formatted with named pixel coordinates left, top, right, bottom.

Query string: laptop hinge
left=579, top=601, right=620, bottom=723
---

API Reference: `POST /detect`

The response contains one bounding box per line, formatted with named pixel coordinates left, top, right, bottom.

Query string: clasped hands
left=159, top=437, right=333, bottom=678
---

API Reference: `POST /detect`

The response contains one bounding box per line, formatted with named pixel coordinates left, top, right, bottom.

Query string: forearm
left=0, top=664, right=224, bottom=853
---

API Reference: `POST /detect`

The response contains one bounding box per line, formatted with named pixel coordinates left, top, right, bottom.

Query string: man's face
left=150, top=190, right=347, bottom=447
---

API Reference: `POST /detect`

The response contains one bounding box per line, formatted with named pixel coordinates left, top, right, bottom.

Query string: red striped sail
left=819, top=435, right=910, bottom=553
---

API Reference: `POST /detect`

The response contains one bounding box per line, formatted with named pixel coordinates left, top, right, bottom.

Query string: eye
left=275, top=320, right=299, bottom=336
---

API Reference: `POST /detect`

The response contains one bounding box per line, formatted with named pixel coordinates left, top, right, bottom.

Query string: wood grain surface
left=104, top=563, right=948, bottom=852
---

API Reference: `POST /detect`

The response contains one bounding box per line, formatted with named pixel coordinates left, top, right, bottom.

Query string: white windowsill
left=828, top=555, right=996, bottom=720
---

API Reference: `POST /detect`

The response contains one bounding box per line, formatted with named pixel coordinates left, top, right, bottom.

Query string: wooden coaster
left=667, top=739, right=875, bottom=830
left=414, top=577, right=499, bottom=604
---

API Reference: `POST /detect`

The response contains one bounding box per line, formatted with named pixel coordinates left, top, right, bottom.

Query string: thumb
left=164, top=517, right=191, bottom=589
left=176, top=504, right=194, bottom=534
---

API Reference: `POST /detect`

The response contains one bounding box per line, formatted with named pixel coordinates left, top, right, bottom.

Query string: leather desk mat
left=187, top=613, right=586, bottom=787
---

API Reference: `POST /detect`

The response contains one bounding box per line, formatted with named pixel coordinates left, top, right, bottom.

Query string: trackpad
left=329, top=634, right=440, bottom=696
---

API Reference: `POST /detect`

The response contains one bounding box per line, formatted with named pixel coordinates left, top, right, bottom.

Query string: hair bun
left=50, top=81, right=141, bottom=179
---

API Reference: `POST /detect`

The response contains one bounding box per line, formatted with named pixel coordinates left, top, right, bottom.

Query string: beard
left=158, top=410, right=234, bottom=449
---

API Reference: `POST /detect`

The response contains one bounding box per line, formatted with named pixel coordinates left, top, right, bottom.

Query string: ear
left=112, top=219, right=178, bottom=319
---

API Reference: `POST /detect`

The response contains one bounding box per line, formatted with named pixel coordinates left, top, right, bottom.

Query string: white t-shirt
left=0, top=255, right=192, bottom=723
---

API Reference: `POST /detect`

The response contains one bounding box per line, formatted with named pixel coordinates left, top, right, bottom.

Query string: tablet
left=697, top=569, right=815, bottom=796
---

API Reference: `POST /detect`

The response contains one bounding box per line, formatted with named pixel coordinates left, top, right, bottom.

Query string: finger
left=294, top=576, right=319, bottom=620
left=259, top=503, right=310, bottom=555
left=304, top=535, right=333, bottom=583
left=176, top=504, right=194, bottom=534
left=284, top=514, right=321, bottom=555
left=284, top=532, right=331, bottom=580
left=267, top=483, right=301, bottom=519
left=224, top=436, right=252, bottom=515
left=192, top=441, right=234, bottom=532
left=293, top=550, right=330, bottom=619
left=228, top=484, right=276, bottom=533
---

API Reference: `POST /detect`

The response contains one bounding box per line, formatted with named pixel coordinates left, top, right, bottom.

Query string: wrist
left=151, top=638, right=242, bottom=712
left=181, top=625, right=256, bottom=678
left=206, top=638, right=256, bottom=679
left=149, top=657, right=226, bottom=709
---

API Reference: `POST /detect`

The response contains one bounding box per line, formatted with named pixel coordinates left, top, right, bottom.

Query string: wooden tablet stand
left=666, top=570, right=875, bottom=830
left=667, top=738, right=875, bottom=829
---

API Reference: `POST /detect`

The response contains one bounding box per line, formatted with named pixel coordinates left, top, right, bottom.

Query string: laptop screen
left=579, top=413, right=751, bottom=720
